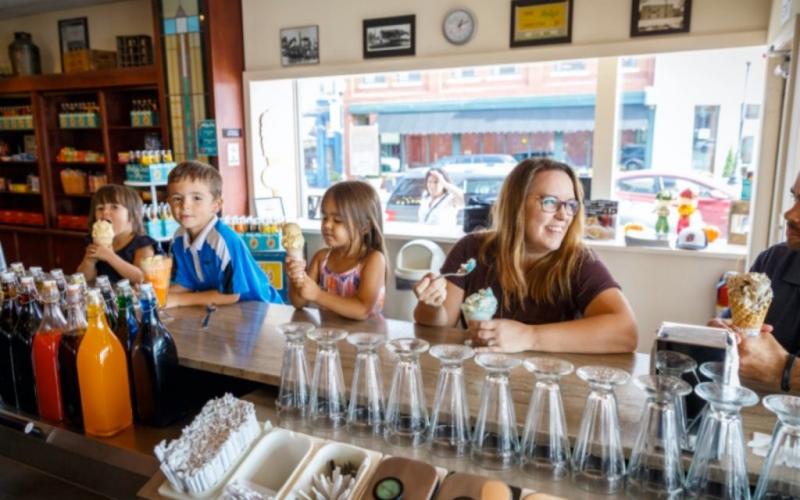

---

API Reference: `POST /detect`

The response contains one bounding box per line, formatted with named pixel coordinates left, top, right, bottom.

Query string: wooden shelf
left=0, top=67, right=159, bottom=93
left=107, top=125, right=161, bottom=131
left=56, top=193, right=93, bottom=198
left=48, top=228, right=87, bottom=237
left=0, top=129, right=34, bottom=133
left=0, top=224, right=45, bottom=233
left=0, top=161, right=38, bottom=165
left=53, top=161, right=106, bottom=167
left=2, top=191, right=41, bottom=196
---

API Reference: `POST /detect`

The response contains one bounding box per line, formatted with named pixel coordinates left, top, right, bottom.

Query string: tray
left=282, top=441, right=383, bottom=499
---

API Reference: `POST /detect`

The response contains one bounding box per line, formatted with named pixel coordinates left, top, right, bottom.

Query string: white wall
left=0, top=0, right=153, bottom=74
left=243, top=0, right=768, bottom=73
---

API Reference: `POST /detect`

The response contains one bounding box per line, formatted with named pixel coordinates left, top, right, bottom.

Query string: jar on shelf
left=8, top=32, right=41, bottom=76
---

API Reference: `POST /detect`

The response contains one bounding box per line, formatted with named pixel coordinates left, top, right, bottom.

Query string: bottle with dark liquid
left=59, top=284, right=86, bottom=428
left=32, top=280, right=66, bottom=422
left=95, top=275, right=118, bottom=333
left=114, top=279, right=139, bottom=420
left=12, top=276, right=41, bottom=414
left=131, top=283, right=180, bottom=426
left=0, top=271, right=19, bottom=407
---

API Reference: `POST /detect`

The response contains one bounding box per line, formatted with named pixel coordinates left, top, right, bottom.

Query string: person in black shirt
left=712, top=172, right=800, bottom=392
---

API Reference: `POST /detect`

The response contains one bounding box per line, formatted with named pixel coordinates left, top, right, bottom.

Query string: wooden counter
left=136, top=302, right=778, bottom=498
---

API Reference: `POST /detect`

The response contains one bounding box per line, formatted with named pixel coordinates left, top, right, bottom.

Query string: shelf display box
left=0, top=114, right=33, bottom=130
left=131, top=110, right=158, bottom=127
left=251, top=249, right=289, bottom=303
left=57, top=215, right=90, bottom=230
left=63, top=49, right=117, bottom=73
left=146, top=219, right=180, bottom=240
left=243, top=233, right=282, bottom=253
left=125, top=162, right=176, bottom=183
left=59, top=112, right=100, bottom=129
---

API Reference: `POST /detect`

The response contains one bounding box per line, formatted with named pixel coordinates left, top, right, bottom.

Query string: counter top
left=162, top=303, right=776, bottom=484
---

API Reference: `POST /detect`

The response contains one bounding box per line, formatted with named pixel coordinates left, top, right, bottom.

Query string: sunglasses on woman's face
left=536, top=195, right=580, bottom=216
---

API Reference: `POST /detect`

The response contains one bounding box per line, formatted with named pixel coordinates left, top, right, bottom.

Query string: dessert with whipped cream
left=461, top=288, right=498, bottom=322
left=282, top=222, right=305, bottom=259
left=726, top=272, right=773, bottom=337
left=458, top=258, right=476, bottom=275
left=155, top=394, right=261, bottom=495
left=92, top=220, right=115, bottom=248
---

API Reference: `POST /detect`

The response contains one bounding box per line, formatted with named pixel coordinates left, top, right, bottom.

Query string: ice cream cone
left=281, top=222, right=305, bottom=257
left=726, top=272, right=773, bottom=337
left=91, top=220, right=115, bottom=248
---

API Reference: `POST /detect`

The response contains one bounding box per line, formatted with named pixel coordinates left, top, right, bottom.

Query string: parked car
left=615, top=171, right=735, bottom=234
left=384, top=165, right=513, bottom=223
left=619, top=144, right=646, bottom=171
left=431, top=154, right=517, bottom=168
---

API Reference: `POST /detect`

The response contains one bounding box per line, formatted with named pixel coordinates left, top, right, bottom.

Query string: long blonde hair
left=322, top=181, right=388, bottom=266
left=480, top=159, right=586, bottom=309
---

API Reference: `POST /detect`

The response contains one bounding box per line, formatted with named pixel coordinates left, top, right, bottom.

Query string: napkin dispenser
left=651, top=322, right=740, bottom=442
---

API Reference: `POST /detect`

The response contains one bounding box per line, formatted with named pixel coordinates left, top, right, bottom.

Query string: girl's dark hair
left=89, top=184, right=145, bottom=235
left=321, top=181, right=388, bottom=265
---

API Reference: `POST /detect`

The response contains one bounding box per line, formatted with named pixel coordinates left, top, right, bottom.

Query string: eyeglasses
left=536, top=195, right=581, bottom=216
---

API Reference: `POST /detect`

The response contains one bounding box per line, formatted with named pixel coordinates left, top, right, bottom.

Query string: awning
left=376, top=104, right=648, bottom=135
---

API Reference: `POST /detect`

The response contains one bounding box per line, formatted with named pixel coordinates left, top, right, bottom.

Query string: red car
left=615, top=171, right=736, bottom=236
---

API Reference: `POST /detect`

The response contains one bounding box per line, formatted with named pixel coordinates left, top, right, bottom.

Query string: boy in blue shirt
left=165, top=161, right=282, bottom=307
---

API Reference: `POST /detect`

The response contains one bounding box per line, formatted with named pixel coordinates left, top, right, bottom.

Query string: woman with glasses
left=413, top=159, right=638, bottom=354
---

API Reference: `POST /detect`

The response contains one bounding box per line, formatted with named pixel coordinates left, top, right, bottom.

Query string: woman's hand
left=413, top=272, right=447, bottom=307
left=470, top=319, right=533, bottom=353
left=86, top=243, right=116, bottom=263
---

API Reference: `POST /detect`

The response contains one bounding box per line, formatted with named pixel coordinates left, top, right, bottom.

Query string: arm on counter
left=472, top=288, right=638, bottom=354
left=738, top=330, right=799, bottom=393
left=166, top=284, right=239, bottom=308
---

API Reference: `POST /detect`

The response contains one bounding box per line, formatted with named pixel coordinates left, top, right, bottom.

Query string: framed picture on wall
left=510, top=0, right=573, bottom=48
left=363, top=15, right=415, bottom=59
left=58, top=17, right=89, bottom=70
left=631, top=0, right=692, bottom=37
left=280, top=25, right=319, bottom=66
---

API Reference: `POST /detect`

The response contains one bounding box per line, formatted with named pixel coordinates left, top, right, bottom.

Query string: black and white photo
left=280, top=25, right=319, bottom=66
left=631, top=0, right=691, bottom=37
left=363, top=15, right=415, bottom=59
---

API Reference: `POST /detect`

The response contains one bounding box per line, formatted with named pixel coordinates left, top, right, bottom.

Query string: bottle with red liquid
left=59, top=284, right=86, bottom=428
left=0, top=271, right=19, bottom=407
left=32, top=280, right=66, bottom=422
left=12, top=276, right=40, bottom=415
left=131, top=283, right=180, bottom=426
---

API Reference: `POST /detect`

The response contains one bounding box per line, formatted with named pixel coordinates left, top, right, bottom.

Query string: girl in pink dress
left=286, top=181, right=387, bottom=320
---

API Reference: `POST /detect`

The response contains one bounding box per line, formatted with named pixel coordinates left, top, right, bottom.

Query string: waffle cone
left=93, top=236, right=113, bottom=248
left=729, top=296, right=771, bottom=330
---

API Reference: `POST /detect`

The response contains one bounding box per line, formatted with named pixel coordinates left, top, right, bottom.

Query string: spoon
left=202, top=303, right=217, bottom=329
left=437, top=258, right=476, bottom=279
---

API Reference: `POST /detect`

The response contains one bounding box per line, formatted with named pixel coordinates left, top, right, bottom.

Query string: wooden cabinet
left=0, top=68, right=168, bottom=272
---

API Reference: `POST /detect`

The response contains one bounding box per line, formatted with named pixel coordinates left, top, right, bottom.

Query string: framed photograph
left=631, top=0, right=692, bottom=37
left=280, top=25, right=319, bottom=66
left=363, top=15, right=415, bottom=59
left=58, top=17, right=89, bottom=69
left=254, top=197, right=286, bottom=220
left=510, top=0, right=572, bottom=48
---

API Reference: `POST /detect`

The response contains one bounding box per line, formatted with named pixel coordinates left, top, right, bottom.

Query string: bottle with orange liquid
left=32, top=280, right=67, bottom=422
left=77, top=288, right=132, bottom=437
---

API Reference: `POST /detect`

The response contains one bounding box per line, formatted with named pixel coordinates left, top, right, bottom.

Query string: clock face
left=443, top=8, right=475, bottom=45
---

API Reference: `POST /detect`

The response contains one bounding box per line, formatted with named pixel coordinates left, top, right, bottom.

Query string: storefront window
left=613, top=47, right=765, bottom=242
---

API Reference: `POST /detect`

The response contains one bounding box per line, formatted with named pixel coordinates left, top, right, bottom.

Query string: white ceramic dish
left=157, top=421, right=272, bottom=500
left=221, top=428, right=321, bottom=499
left=283, top=441, right=382, bottom=500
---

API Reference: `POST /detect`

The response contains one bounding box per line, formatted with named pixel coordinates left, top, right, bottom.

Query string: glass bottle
left=32, top=280, right=66, bottom=422
left=0, top=271, right=18, bottom=407
left=49, top=269, right=68, bottom=307
left=131, top=283, right=180, bottom=426
left=59, top=284, right=86, bottom=428
left=77, top=288, right=132, bottom=437
left=69, top=273, right=88, bottom=305
left=12, top=275, right=40, bottom=414
left=95, top=275, right=118, bottom=332
left=114, top=279, right=139, bottom=354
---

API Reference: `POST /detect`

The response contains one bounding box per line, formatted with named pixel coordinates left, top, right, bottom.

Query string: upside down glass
left=471, top=353, right=521, bottom=470
left=307, top=328, right=348, bottom=430
left=384, top=338, right=429, bottom=447
left=626, top=375, right=692, bottom=499
left=521, top=357, right=574, bottom=481
left=571, top=365, right=630, bottom=494
left=276, top=322, right=314, bottom=424
left=685, top=382, right=759, bottom=500
left=346, top=333, right=385, bottom=435
left=655, top=350, right=698, bottom=450
left=428, top=344, right=474, bottom=457
left=753, top=395, right=800, bottom=500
